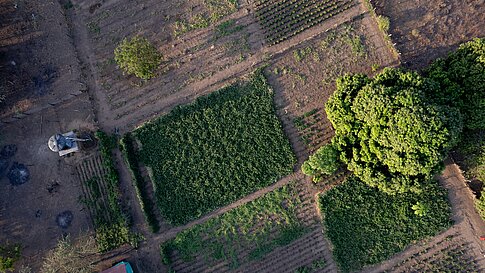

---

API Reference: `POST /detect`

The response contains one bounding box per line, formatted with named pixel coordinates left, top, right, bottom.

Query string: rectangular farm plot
left=133, top=71, right=296, bottom=225
left=161, top=180, right=331, bottom=272
left=254, top=0, right=356, bottom=45
left=318, top=176, right=452, bottom=272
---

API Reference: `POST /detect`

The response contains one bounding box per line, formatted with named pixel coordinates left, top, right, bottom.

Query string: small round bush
left=302, top=143, right=340, bottom=177
left=114, top=36, right=162, bottom=80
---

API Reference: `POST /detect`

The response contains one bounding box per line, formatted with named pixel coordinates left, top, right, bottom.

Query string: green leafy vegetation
left=426, top=38, right=485, bottom=130
left=215, top=19, right=243, bottom=38
left=323, top=68, right=462, bottom=194
left=114, top=36, right=162, bottom=80
left=88, top=131, right=140, bottom=252
left=459, top=131, right=485, bottom=182
left=376, top=15, right=390, bottom=32
left=319, top=176, right=452, bottom=272
left=254, top=0, right=356, bottom=45
left=161, top=182, right=306, bottom=268
left=133, top=70, right=296, bottom=225
left=301, top=143, right=340, bottom=182
left=173, top=0, right=238, bottom=37
left=120, top=133, right=160, bottom=233
left=0, top=243, right=20, bottom=273
left=293, top=47, right=313, bottom=62
left=455, top=130, right=485, bottom=219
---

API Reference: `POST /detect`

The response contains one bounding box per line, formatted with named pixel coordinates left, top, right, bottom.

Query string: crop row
left=133, top=69, right=296, bottom=225
left=267, top=1, right=355, bottom=45
left=254, top=0, right=355, bottom=45
left=80, top=131, right=139, bottom=252
left=120, top=133, right=160, bottom=233
left=258, top=0, right=334, bottom=29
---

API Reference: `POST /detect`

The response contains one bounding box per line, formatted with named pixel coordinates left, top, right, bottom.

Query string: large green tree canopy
left=426, top=38, right=485, bottom=130
left=326, top=68, right=462, bottom=194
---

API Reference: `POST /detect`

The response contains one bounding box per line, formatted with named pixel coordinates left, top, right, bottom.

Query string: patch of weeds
left=371, top=63, right=380, bottom=72
left=295, top=266, right=310, bottom=273
left=377, top=15, right=390, bottom=32
left=161, top=182, right=306, bottom=267
left=0, top=243, right=21, bottom=272
left=87, top=21, right=100, bottom=34
left=293, top=47, right=313, bottom=62
left=215, top=19, right=243, bottom=38
left=345, top=35, right=366, bottom=57
left=294, top=72, right=307, bottom=84
left=173, top=0, right=238, bottom=37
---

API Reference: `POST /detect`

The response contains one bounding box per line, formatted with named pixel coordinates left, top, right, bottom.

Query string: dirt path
left=362, top=159, right=485, bottom=272
left=70, top=0, right=366, bottom=133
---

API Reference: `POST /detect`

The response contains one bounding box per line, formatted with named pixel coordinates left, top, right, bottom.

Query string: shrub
left=301, top=143, right=340, bottom=182
left=114, top=36, right=162, bottom=80
left=0, top=244, right=20, bottom=273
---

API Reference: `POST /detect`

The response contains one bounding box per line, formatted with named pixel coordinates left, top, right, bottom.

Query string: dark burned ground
left=373, top=0, right=485, bottom=69
left=0, top=94, right=95, bottom=270
left=0, top=0, right=86, bottom=122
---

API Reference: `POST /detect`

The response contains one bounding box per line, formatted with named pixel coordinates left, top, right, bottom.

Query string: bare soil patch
left=373, top=0, right=485, bottom=69
left=70, top=0, right=365, bottom=131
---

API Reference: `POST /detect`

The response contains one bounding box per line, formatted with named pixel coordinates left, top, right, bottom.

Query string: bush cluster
left=114, top=36, right=162, bottom=80
left=301, top=143, right=340, bottom=182
left=303, top=38, right=485, bottom=194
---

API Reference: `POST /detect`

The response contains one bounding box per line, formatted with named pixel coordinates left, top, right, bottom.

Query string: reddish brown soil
left=372, top=0, right=485, bottom=69
left=1, top=0, right=484, bottom=272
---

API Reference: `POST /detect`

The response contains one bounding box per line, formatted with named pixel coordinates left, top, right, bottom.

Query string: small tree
left=114, top=36, right=162, bottom=80
left=302, top=143, right=340, bottom=182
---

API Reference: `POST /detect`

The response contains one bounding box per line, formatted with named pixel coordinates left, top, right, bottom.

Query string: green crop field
left=319, top=176, right=452, bottom=272
left=161, top=181, right=307, bottom=269
left=133, top=70, right=296, bottom=225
